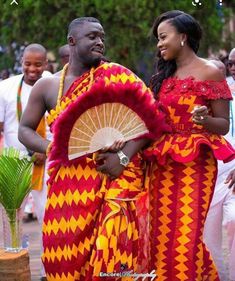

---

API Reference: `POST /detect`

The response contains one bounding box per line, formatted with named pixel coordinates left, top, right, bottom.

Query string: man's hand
left=96, top=138, right=149, bottom=179
left=96, top=152, right=125, bottom=179
left=32, top=152, right=46, bottom=165
left=101, top=139, right=125, bottom=153
left=225, top=169, right=235, bottom=192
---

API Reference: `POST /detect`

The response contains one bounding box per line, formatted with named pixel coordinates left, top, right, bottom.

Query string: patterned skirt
left=148, top=146, right=220, bottom=281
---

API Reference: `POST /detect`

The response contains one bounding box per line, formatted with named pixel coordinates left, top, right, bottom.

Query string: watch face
left=121, top=156, right=129, bottom=166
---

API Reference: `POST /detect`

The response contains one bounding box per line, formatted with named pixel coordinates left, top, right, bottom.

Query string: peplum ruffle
left=144, top=132, right=235, bottom=165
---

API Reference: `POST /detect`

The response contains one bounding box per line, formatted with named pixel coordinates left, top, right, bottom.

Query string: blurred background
left=0, top=0, right=234, bottom=83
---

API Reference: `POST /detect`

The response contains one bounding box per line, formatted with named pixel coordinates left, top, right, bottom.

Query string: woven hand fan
left=51, top=78, right=170, bottom=162
left=68, top=102, right=149, bottom=160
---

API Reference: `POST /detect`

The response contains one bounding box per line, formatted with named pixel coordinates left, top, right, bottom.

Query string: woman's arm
left=192, top=99, right=229, bottom=135
left=192, top=64, right=230, bottom=135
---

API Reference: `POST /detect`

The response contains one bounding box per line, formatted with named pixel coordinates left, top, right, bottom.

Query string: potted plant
left=0, top=147, right=33, bottom=252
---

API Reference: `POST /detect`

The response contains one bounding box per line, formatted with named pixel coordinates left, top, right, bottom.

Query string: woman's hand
left=192, top=105, right=209, bottom=125
left=191, top=100, right=229, bottom=135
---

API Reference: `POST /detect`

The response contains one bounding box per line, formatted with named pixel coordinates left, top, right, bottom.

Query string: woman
left=144, top=10, right=235, bottom=281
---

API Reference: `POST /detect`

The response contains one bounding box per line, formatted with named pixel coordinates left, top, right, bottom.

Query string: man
left=0, top=43, right=50, bottom=281
left=0, top=44, right=48, bottom=153
left=58, top=44, right=70, bottom=67
left=18, top=17, right=167, bottom=280
left=204, top=50, right=235, bottom=281
left=0, top=69, right=10, bottom=80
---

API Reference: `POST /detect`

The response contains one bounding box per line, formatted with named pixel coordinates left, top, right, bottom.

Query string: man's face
left=73, top=22, right=105, bottom=67
left=228, top=51, right=235, bottom=80
left=22, top=51, right=47, bottom=85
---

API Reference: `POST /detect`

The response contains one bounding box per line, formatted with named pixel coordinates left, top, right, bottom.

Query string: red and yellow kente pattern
left=144, top=77, right=235, bottom=280
left=43, top=63, right=153, bottom=280
left=148, top=148, right=219, bottom=280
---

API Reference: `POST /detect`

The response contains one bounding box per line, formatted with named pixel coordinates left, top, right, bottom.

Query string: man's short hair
left=23, top=43, right=47, bottom=59
left=68, top=17, right=101, bottom=37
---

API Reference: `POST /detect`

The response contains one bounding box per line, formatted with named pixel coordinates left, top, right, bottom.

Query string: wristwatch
left=117, top=150, right=130, bottom=167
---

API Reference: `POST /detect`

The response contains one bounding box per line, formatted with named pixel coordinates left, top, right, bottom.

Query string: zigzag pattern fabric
left=43, top=155, right=145, bottom=280
left=148, top=148, right=219, bottom=280
left=43, top=62, right=165, bottom=280
left=144, top=76, right=235, bottom=280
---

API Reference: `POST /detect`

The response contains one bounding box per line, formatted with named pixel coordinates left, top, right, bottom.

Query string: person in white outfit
left=0, top=43, right=50, bottom=281
left=204, top=50, right=235, bottom=281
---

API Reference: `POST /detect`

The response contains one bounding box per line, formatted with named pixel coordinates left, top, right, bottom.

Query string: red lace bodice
left=144, top=77, right=235, bottom=164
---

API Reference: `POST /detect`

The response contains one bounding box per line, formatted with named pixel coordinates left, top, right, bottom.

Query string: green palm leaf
left=0, top=147, right=34, bottom=249
left=0, top=147, right=33, bottom=210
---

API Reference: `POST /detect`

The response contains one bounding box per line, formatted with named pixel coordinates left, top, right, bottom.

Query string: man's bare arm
left=18, top=79, right=50, bottom=154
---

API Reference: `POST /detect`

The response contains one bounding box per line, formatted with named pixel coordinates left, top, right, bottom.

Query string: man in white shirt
left=0, top=44, right=48, bottom=151
left=204, top=50, right=235, bottom=281
left=0, top=43, right=49, bottom=281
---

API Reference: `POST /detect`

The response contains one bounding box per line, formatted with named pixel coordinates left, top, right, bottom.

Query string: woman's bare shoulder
left=197, top=58, right=224, bottom=82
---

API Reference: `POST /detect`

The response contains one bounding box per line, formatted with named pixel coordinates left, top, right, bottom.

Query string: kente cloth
left=42, top=62, right=167, bottom=281
left=144, top=77, right=235, bottom=281
left=148, top=147, right=219, bottom=281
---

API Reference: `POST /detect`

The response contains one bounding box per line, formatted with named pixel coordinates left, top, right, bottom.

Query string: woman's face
left=157, top=20, right=183, bottom=61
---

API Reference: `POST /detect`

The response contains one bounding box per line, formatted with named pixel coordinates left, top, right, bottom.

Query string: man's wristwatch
left=117, top=150, right=130, bottom=167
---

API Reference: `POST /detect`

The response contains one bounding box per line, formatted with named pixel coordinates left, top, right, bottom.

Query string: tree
left=0, top=0, right=233, bottom=80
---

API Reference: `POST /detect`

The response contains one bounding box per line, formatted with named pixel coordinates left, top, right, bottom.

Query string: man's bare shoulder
left=32, top=73, right=60, bottom=96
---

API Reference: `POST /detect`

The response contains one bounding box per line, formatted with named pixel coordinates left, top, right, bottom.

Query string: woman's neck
left=175, top=49, right=198, bottom=70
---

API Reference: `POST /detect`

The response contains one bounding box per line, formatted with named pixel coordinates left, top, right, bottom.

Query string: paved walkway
left=24, top=220, right=41, bottom=281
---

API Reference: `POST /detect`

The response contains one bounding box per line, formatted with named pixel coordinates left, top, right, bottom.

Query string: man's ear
left=68, top=36, right=75, bottom=46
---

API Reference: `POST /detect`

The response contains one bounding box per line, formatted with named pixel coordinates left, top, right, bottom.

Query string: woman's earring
left=181, top=41, right=185, bottom=47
